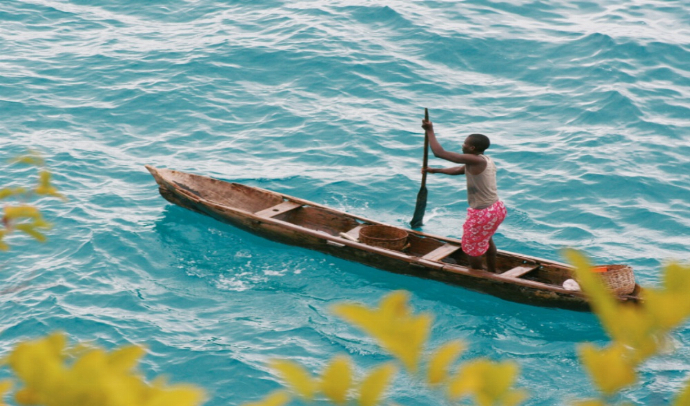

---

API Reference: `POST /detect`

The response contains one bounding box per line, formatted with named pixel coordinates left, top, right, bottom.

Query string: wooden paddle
left=410, top=108, right=429, bottom=228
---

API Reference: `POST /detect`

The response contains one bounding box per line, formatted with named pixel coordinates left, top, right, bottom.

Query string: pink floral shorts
left=462, top=200, right=507, bottom=257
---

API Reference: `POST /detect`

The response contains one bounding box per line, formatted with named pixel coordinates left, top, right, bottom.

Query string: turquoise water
left=1, top=1, right=689, bottom=404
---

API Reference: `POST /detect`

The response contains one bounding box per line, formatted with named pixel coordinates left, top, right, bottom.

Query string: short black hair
left=467, top=133, right=490, bottom=153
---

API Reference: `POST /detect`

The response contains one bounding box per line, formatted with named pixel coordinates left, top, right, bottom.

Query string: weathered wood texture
left=146, top=166, right=643, bottom=312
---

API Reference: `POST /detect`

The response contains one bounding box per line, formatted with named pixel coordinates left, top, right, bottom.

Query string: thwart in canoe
left=146, top=166, right=642, bottom=312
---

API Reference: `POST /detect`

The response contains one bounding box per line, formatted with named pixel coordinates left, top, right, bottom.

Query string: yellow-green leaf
left=643, top=263, right=690, bottom=332
left=379, top=291, right=411, bottom=319
left=9, top=154, right=44, bottom=166
left=320, top=355, right=352, bottom=404
left=359, top=363, right=397, bottom=406
left=427, top=340, right=465, bottom=385
left=332, top=303, right=381, bottom=337
left=563, top=250, right=618, bottom=327
left=243, top=390, right=291, bottom=406
left=108, top=345, right=146, bottom=372
left=14, top=224, right=47, bottom=242
left=0, top=187, right=27, bottom=200
left=663, top=263, right=690, bottom=293
left=502, top=389, right=529, bottom=406
left=145, top=385, right=206, bottom=406
left=0, top=380, right=12, bottom=406
left=270, top=359, right=317, bottom=400
left=35, top=171, right=66, bottom=201
left=4, top=206, right=42, bottom=221
left=8, top=332, right=67, bottom=394
left=332, top=292, right=432, bottom=372
left=14, top=388, right=40, bottom=405
left=673, top=376, right=690, bottom=406
left=578, top=343, right=636, bottom=396
left=485, top=361, right=520, bottom=400
left=572, top=400, right=608, bottom=406
left=6, top=332, right=205, bottom=406
left=563, top=249, right=666, bottom=365
left=643, top=289, right=690, bottom=332
left=447, top=359, right=524, bottom=406
left=380, top=313, right=432, bottom=372
left=448, top=365, right=480, bottom=401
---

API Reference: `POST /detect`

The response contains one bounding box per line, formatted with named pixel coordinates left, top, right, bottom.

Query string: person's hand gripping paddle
left=410, top=108, right=429, bottom=228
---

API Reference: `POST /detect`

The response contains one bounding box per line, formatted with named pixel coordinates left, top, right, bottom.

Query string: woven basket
left=599, top=265, right=636, bottom=295
left=359, top=225, right=409, bottom=251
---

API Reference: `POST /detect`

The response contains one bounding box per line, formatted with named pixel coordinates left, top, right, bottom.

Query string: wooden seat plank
left=255, top=201, right=302, bottom=218
left=422, top=243, right=462, bottom=262
left=501, top=265, right=539, bottom=278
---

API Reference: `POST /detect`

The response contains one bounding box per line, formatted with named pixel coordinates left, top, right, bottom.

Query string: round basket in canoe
left=359, top=225, right=409, bottom=251
left=600, top=265, right=636, bottom=295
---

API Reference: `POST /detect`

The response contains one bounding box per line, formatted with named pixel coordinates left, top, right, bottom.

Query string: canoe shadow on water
left=152, top=205, right=604, bottom=343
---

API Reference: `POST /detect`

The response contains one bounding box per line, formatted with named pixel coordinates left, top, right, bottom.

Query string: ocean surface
left=1, top=1, right=689, bottom=405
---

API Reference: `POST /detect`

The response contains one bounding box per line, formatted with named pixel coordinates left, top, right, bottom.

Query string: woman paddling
left=421, top=119, right=507, bottom=273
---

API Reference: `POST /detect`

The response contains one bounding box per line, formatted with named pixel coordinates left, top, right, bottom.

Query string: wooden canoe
left=146, top=166, right=642, bottom=311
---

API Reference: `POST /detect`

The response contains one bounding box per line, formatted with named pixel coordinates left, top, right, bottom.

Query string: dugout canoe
left=146, top=166, right=642, bottom=311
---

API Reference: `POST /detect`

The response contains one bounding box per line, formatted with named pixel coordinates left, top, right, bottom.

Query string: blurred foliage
left=245, top=291, right=526, bottom=406
left=332, top=291, right=432, bottom=373
left=0, top=151, right=65, bottom=251
left=0, top=332, right=205, bottom=406
left=0, top=154, right=205, bottom=406
left=565, top=250, right=690, bottom=405
left=245, top=257, right=690, bottom=406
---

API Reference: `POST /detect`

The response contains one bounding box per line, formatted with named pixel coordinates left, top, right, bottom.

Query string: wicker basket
left=359, top=225, right=409, bottom=251
left=598, top=265, right=636, bottom=295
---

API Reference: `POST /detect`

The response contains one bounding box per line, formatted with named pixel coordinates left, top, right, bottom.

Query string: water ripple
left=2, top=1, right=689, bottom=405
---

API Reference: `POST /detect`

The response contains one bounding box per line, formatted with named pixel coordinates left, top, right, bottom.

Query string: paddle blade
left=410, top=186, right=427, bottom=228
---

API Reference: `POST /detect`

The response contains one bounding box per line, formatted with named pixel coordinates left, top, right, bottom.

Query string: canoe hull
left=149, top=166, right=642, bottom=312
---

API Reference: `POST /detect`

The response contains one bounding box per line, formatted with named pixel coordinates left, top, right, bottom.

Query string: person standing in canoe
left=421, top=119, right=507, bottom=273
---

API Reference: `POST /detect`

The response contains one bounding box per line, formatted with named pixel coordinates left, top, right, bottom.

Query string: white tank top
left=465, top=155, right=499, bottom=209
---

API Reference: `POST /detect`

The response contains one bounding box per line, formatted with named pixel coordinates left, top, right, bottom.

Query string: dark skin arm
left=421, top=119, right=487, bottom=175
left=423, top=166, right=465, bottom=175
